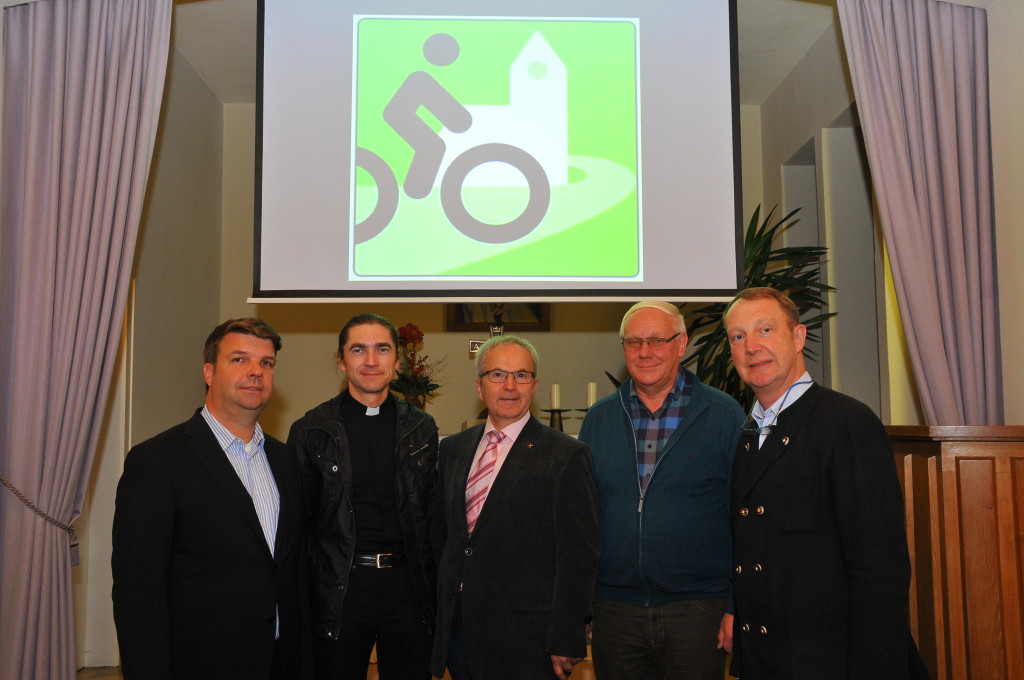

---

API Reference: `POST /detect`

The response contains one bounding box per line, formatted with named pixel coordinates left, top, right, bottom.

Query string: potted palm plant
left=682, top=204, right=835, bottom=406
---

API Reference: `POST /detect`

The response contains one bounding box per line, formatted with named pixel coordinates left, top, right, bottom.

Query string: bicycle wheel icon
left=440, top=143, right=550, bottom=244
left=354, top=142, right=550, bottom=245
left=353, top=147, right=399, bottom=245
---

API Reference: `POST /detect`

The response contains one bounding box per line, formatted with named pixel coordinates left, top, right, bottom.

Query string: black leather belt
left=352, top=553, right=407, bottom=568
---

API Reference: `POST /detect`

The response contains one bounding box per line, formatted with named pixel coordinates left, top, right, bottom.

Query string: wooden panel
left=1001, top=458, right=1024, bottom=676
left=956, top=459, right=1006, bottom=679
left=889, top=427, right=1024, bottom=680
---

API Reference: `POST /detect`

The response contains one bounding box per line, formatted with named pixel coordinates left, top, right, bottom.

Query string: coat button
left=756, top=505, right=765, bottom=515
left=744, top=442, right=750, bottom=451
left=739, top=507, right=749, bottom=516
left=759, top=625, right=768, bottom=634
left=735, top=565, right=742, bottom=574
left=741, top=624, right=750, bottom=632
left=331, top=465, right=339, bottom=472
left=781, top=436, right=790, bottom=445
left=464, top=548, right=473, bottom=556
left=754, top=563, right=763, bottom=572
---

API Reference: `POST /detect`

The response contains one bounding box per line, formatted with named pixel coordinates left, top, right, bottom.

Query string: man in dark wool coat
left=725, top=287, right=929, bottom=680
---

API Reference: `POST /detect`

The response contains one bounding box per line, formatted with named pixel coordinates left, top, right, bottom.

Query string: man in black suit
left=112, top=318, right=308, bottom=680
left=431, top=336, right=600, bottom=680
left=725, top=287, right=927, bottom=679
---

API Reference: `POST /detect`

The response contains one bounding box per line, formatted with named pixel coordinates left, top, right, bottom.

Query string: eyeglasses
left=479, top=369, right=536, bottom=384
left=621, top=332, right=682, bottom=350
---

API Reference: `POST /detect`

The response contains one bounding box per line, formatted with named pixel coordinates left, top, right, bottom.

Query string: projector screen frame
left=253, top=0, right=744, bottom=303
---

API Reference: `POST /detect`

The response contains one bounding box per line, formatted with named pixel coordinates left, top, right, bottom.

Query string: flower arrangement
left=390, top=323, right=444, bottom=408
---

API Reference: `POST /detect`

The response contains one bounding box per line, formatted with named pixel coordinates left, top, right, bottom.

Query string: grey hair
left=619, top=301, right=686, bottom=338
left=474, top=335, right=540, bottom=376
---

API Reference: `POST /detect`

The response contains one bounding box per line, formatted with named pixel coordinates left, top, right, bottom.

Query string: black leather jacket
left=286, top=392, right=439, bottom=639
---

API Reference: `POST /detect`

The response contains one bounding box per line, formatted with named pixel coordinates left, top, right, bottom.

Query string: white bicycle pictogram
left=354, top=33, right=550, bottom=246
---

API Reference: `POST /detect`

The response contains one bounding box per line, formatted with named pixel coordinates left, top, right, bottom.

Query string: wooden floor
left=77, top=669, right=581, bottom=680
left=77, top=658, right=739, bottom=679
left=76, top=666, right=581, bottom=679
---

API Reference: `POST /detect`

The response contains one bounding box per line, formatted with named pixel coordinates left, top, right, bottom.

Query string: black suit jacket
left=731, top=385, right=926, bottom=679
left=430, top=416, right=600, bottom=680
left=112, top=410, right=309, bottom=680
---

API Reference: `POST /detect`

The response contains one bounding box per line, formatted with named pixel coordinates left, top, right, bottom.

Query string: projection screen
left=255, top=0, right=741, bottom=301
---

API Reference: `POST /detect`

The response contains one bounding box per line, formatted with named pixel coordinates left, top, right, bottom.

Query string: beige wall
left=989, top=0, right=1024, bottom=423
left=130, top=47, right=224, bottom=444
left=759, top=21, right=854, bottom=212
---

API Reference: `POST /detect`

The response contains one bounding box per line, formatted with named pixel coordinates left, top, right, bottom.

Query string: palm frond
left=681, top=204, right=835, bottom=408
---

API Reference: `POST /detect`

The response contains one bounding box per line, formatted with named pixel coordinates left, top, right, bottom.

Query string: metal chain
left=0, top=471, right=77, bottom=541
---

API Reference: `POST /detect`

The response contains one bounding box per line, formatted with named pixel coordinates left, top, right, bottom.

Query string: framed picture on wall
left=445, top=303, right=551, bottom=332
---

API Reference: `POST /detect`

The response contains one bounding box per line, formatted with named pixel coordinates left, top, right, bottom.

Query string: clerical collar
left=341, top=390, right=391, bottom=418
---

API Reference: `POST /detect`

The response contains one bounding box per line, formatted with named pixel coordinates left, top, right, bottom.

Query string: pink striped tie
left=465, top=430, right=505, bottom=535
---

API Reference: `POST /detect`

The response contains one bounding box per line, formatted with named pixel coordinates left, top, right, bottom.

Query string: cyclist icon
left=354, top=33, right=551, bottom=245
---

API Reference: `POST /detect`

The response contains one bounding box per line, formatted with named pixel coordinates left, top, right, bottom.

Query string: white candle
left=586, top=381, right=598, bottom=408
left=550, top=383, right=561, bottom=409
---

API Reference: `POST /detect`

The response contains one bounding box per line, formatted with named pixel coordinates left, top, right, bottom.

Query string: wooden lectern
left=888, top=426, right=1024, bottom=680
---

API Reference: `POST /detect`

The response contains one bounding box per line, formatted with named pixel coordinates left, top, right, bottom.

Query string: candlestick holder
left=541, top=408, right=568, bottom=431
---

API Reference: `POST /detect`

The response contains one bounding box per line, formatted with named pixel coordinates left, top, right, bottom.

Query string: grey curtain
left=836, top=0, right=1002, bottom=425
left=0, top=0, right=171, bottom=677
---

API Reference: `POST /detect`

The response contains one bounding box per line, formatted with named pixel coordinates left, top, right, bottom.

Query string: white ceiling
left=173, top=0, right=838, bottom=106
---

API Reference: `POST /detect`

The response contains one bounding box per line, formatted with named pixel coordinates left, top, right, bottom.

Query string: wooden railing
left=888, top=426, right=1024, bottom=680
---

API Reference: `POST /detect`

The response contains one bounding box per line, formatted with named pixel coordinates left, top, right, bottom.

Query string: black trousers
left=314, top=563, right=432, bottom=680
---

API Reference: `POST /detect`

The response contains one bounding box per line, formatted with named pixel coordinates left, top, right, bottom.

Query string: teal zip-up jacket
left=579, top=368, right=744, bottom=607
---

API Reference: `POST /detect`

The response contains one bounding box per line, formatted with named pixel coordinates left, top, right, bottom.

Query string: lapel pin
left=781, top=436, right=790, bottom=445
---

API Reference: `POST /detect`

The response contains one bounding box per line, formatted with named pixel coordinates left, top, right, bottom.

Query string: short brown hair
left=203, top=318, right=282, bottom=365
left=724, top=287, right=801, bottom=326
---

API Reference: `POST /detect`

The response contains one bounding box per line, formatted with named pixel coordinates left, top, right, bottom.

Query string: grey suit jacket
left=430, top=416, right=599, bottom=680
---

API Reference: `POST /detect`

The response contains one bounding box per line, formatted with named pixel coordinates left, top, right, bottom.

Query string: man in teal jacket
left=579, top=301, right=744, bottom=680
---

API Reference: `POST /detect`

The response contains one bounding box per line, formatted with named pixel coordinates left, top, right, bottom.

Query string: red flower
left=398, top=323, right=424, bottom=346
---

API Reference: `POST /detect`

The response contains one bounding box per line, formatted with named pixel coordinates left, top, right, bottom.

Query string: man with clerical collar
left=431, top=335, right=599, bottom=680
left=113, top=318, right=309, bottom=680
left=579, top=302, right=745, bottom=680
left=725, top=286, right=928, bottom=679
left=287, top=313, right=439, bottom=680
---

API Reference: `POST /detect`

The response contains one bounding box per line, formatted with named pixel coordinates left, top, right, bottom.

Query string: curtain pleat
left=0, top=0, right=171, bottom=677
left=836, top=0, right=1002, bottom=424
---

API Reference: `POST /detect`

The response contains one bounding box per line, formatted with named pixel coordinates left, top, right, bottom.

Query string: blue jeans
left=591, top=597, right=727, bottom=680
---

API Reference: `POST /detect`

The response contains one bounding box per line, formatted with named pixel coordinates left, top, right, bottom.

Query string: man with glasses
left=725, top=287, right=926, bottom=679
left=579, top=302, right=745, bottom=680
left=431, top=336, right=599, bottom=680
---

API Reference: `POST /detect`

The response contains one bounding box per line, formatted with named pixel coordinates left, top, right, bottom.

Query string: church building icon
left=437, top=31, right=568, bottom=189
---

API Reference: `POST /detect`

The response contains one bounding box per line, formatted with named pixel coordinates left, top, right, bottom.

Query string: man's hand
left=550, top=654, right=581, bottom=679
left=717, top=612, right=734, bottom=654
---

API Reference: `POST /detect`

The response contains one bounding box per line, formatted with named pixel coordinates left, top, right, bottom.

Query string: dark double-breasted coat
left=731, top=385, right=925, bottom=680
left=112, top=410, right=309, bottom=680
left=430, top=416, right=600, bottom=680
